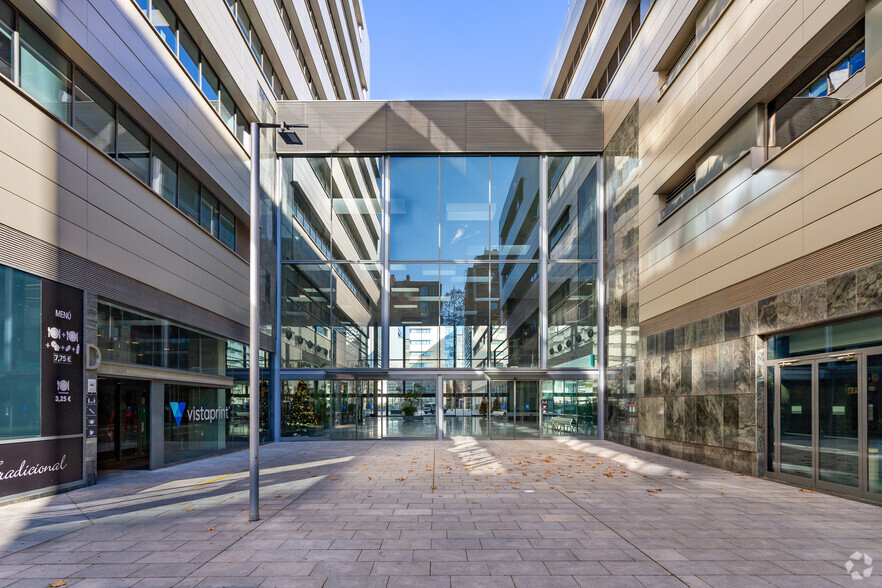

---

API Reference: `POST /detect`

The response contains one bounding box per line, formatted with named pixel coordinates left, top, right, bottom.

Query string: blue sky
left=362, top=0, right=570, bottom=100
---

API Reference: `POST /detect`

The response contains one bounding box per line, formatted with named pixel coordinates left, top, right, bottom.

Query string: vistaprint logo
left=169, top=402, right=186, bottom=426
left=169, top=402, right=230, bottom=426
left=845, top=552, right=873, bottom=580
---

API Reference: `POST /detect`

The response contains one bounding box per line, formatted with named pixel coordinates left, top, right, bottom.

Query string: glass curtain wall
left=280, top=154, right=601, bottom=439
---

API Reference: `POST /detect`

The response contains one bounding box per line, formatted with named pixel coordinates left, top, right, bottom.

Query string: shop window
left=0, top=265, right=41, bottom=440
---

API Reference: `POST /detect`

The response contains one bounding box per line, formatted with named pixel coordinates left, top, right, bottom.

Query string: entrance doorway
left=769, top=348, right=882, bottom=500
left=97, top=378, right=150, bottom=469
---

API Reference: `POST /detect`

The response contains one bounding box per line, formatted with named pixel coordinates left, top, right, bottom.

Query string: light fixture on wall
left=279, top=122, right=309, bottom=145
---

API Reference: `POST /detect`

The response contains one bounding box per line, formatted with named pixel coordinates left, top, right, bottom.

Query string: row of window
left=661, top=0, right=733, bottom=95
left=558, top=0, right=605, bottom=98
left=272, top=0, right=319, bottom=99
left=223, top=0, right=285, bottom=99
left=323, top=0, right=359, bottom=98
left=591, top=3, right=642, bottom=98
left=305, top=0, right=340, bottom=99
left=0, top=1, right=237, bottom=251
left=801, top=41, right=865, bottom=99
left=134, top=0, right=251, bottom=146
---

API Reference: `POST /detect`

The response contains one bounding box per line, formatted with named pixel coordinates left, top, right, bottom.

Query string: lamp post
left=249, top=121, right=307, bottom=522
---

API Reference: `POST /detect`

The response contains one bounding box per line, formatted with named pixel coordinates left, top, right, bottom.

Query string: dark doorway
left=97, top=378, right=150, bottom=470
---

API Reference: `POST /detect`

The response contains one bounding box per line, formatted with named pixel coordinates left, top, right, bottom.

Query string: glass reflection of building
left=278, top=147, right=602, bottom=440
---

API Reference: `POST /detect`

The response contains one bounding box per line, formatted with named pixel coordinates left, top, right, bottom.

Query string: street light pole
left=249, top=121, right=261, bottom=522
left=248, top=121, right=306, bottom=522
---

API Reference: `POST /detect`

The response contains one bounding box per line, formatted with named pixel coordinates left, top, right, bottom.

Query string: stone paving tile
left=0, top=439, right=881, bottom=587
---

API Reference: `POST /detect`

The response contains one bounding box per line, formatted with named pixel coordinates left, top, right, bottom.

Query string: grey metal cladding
left=386, top=101, right=466, bottom=152
left=465, top=100, right=546, bottom=152
left=545, top=99, right=604, bottom=151
left=276, top=100, right=603, bottom=154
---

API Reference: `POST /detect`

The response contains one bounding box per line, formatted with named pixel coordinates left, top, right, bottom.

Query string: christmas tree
left=479, top=398, right=488, bottom=417
left=285, top=380, right=317, bottom=429
left=491, top=397, right=502, bottom=412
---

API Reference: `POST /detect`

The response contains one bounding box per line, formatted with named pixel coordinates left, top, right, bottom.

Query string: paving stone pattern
left=1, top=439, right=881, bottom=587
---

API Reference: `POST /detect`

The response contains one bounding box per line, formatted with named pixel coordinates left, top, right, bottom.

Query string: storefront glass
left=164, top=384, right=247, bottom=464
left=0, top=265, right=41, bottom=439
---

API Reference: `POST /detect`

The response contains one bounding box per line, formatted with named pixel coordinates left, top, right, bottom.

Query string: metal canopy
left=276, top=99, right=604, bottom=155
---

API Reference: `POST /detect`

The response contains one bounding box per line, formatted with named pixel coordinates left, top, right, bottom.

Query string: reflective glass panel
left=0, top=1, right=11, bottom=80
left=74, top=71, right=115, bottom=155
left=869, top=354, right=882, bottom=495
left=281, top=379, right=329, bottom=438
left=541, top=380, right=598, bottom=436
left=200, top=189, right=219, bottom=236
left=440, top=263, right=489, bottom=368
left=440, top=157, right=489, bottom=261
left=116, top=111, right=150, bottom=184
left=178, top=27, right=199, bottom=82
left=19, top=19, right=71, bottom=122
left=491, top=262, right=539, bottom=367
left=548, top=156, right=598, bottom=260
left=200, top=62, right=219, bottom=109
left=164, top=385, right=245, bottom=465
left=818, top=359, right=859, bottom=487
left=150, top=0, right=177, bottom=51
left=384, top=380, right=436, bottom=438
left=219, top=205, right=236, bottom=250
left=779, top=363, right=813, bottom=478
left=332, top=263, right=381, bottom=368
left=443, top=380, right=489, bottom=438
left=491, top=156, right=539, bottom=260
left=282, top=157, right=330, bottom=261
left=0, top=265, right=41, bottom=439
left=151, top=144, right=177, bottom=205
left=177, top=167, right=200, bottom=222
left=220, top=87, right=236, bottom=132
left=390, top=157, right=439, bottom=261
left=281, top=264, right=331, bottom=368
left=548, top=263, right=598, bottom=368
left=389, top=263, right=440, bottom=368
left=331, top=158, right=383, bottom=260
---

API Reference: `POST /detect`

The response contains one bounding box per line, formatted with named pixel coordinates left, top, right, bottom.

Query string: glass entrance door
left=97, top=378, right=150, bottom=470
left=779, top=363, right=813, bottom=479
left=772, top=352, right=870, bottom=497
left=818, top=358, right=859, bottom=488
left=487, top=381, right=540, bottom=439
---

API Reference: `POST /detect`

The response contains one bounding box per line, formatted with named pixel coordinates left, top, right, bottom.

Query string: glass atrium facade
left=278, top=153, right=602, bottom=440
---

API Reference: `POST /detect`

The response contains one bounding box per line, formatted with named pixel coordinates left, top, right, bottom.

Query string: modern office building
left=545, top=0, right=882, bottom=500
left=3, top=0, right=882, bottom=508
left=0, top=0, right=369, bottom=503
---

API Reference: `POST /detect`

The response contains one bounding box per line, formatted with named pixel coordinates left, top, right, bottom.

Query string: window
left=220, top=88, right=236, bottom=132
left=116, top=110, right=151, bottom=184
left=660, top=0, right=732, bottom=95
left=74, top=71, right=115, bottom=155
left=592, top=4, right=641, bottom=98
left=0, top=0, right=12, bottom=79
left=770, top=24, right=865, bottom=149
left=150, top=0, right=177, bottom=51
left=220, top=205, right=236, bottom=250
left=200, top=189, right=219, bottom=236
left=152, top=143, right=177, bottom=205
left=549, top=207, right=571, bottom=252
left=178, top=27, right=200, bottom=82
left=19, top=19, right=71, bottom=122
left=0, top=265, right=41, bottom=440
left=200, top=62, right=219, bottom=109
left=177, top=168, right=201, bottom=222
left=236, top=3, right=251, bottom=41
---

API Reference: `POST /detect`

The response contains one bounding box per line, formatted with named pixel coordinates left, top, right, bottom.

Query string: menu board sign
left=41, top=280, right=84, bottom=437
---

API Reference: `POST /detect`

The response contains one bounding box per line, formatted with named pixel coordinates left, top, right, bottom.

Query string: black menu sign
left=0, top=437, right=83, bottom=498
left=41, top=280, right=84, bottom=437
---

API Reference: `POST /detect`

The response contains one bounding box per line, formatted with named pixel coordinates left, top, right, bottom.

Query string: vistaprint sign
left=169, top=402, right=230, bottom=426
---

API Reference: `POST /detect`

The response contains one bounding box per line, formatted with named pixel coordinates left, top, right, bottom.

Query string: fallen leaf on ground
left=208, top=527, right=215, bottom=531
left=49, top=581, right=69, bottom=587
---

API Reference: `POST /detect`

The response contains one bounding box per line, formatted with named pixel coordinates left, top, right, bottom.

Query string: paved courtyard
left=1, top=439, right=881, bottom=587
